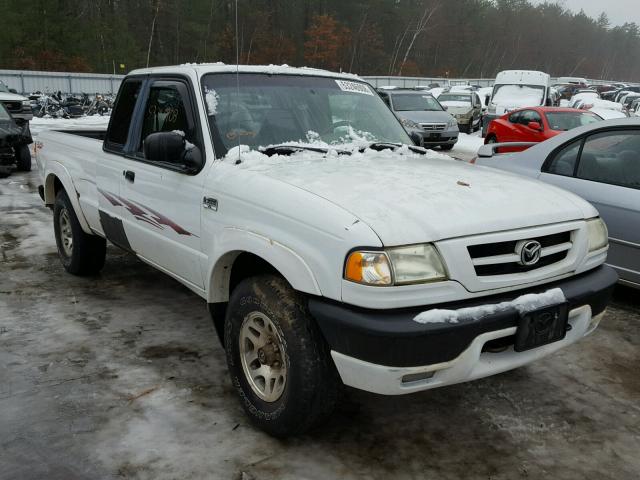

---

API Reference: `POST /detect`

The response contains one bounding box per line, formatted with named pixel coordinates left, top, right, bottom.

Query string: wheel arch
left=44, top=164, right=92, bottom=234
left=206, top=242, right=322, bottom=346
left=207, top=235, right=322, bottom=305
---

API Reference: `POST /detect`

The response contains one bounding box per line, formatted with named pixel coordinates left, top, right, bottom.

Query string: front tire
left=225, top=275, right=340, bottom=437
left=53, top=190, right=106, bottom=275
left=15, top=144, right=31, bottom=172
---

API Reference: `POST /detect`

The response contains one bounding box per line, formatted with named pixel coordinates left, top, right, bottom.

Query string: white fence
left=0, top=69, right=632, bottom=95
left=363, top=76, right=629, bottom=89
left=0, top=69, right=124, bottom=95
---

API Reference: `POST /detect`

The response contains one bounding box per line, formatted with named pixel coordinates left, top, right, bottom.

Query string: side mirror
left=143, top=131, right=204, bottom=173
left=528, top=121, right=542, bottom=131
left=9, top=88, right=17, bottom=94
left=410, top=131, right=423, bottom=147
left=442, top=105, right=448, bottom=111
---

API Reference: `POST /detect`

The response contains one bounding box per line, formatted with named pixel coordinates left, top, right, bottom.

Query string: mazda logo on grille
left=517, top=240, right=542, bottom=266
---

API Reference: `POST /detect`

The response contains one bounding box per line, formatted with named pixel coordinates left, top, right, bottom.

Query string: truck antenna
left=234, top=0, right=241, bottom=165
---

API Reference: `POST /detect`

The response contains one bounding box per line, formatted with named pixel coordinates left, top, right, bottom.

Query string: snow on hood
left=440, top=100, right=471, bottom=108
left=222, top=145, right=590, bottom=246
left=398, top=110, right=453, bottom=124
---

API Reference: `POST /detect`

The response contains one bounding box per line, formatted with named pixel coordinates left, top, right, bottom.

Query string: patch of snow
left=491, top=85, right=545, bottom=114
left=451, top=132, right=484, bottom=159
left=413, top=288, right=566, bottom=324
left=204, top=87, right=219, bottom=115
left=220, top=141, right=445, bottom=169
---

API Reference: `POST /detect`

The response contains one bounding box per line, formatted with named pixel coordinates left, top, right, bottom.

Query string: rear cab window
left=104, top=79, right=143, bottom=153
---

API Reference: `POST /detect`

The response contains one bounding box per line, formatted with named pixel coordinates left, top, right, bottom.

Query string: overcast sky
left=530, top=0, right=640, bottom=27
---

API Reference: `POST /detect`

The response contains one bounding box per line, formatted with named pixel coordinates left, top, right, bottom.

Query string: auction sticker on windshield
left=335, top=80, right=374, bottom=96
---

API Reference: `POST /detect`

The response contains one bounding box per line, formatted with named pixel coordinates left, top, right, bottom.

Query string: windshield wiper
left=360, top=142, right=427, bottom=155
left=259, top=144, right=351, bottom=157
left=361, top=142, right=402, bottom=152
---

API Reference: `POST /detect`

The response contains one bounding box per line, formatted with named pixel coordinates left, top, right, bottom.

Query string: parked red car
left=485, top=107, right=602, bottom=152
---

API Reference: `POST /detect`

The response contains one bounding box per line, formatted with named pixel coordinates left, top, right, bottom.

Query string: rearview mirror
left=527, top=121, right=542, bottom=131
left=143, top=131, right=204, bottom=173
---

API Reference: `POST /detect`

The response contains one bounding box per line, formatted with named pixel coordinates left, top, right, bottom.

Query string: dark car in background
left=378, top=88, right=459, bottom=150
left=0, top=102, right=32, bottom=176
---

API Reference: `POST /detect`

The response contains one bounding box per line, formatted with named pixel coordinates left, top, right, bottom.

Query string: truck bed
left=50, top=129, right=107, bottom=141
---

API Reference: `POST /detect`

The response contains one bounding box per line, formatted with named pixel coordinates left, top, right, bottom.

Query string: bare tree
left=397, top=1, right=439, bottom=75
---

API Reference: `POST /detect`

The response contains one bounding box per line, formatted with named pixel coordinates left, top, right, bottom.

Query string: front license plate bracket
left=514, top=303, right=569, bottom=352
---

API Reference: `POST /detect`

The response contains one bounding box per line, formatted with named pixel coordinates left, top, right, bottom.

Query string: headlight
left=345, top=251, right=392, bottom=286
left=22, top=100, right=31, bottom=107
left=586, top=218, right=608, bottom=252
left=400, top=117, right=420, bottom=129
left=345, top=244, right=447, bottom=286
left=447, top=118, right=458, bottom=127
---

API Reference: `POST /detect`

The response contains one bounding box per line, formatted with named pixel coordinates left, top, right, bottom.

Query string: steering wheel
left=320, top=120, right=352, bottom=136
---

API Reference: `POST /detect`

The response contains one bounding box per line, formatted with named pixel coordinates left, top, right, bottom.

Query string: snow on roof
left=128, top=63, right=362, bottom=81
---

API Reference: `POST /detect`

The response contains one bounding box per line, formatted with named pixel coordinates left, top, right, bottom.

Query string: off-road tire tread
left=53, top=190, right=106, bottom=276
left=15, top=144, right=32, bottom=172
left=225, top=274, right=340, bottom=437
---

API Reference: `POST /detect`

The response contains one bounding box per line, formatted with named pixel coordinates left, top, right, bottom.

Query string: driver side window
left=509, top=112, right=522, bottom=124
left=520, top=110, right=542, bottom=125
left=139, top=83, right=192, bottom=157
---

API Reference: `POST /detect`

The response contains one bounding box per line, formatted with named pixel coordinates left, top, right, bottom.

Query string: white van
left=482, top=70, right=551, bottom=136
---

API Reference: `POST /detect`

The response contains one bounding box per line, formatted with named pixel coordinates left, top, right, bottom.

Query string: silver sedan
left=474, top=117, right=640, bottom=288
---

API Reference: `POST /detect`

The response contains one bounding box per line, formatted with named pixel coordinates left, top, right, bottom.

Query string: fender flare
left=44, top=162, right=92, bottom=234
left=207, top=228, right=322, bottom=303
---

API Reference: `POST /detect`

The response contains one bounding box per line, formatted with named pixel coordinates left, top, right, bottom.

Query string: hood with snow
left=223, top=145, right=596, bottom=246
left=397, top=110, right=454, bottom=125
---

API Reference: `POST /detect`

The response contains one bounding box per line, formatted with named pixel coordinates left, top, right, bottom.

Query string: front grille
left=468, top=231, right=572, bottom=277
left=420, top=123, right=446, bottom=131
left=2, top=101, right=23, bottom=113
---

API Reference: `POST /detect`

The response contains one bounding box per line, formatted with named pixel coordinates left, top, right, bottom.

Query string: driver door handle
left=123, top=170, right=135, bottom=183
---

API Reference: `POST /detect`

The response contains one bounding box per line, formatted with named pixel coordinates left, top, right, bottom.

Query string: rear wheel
left=53, top=190, right=106, bottom=275
left=225, top=275, right=340, bottom=437
left=15, top=144, right=31, bottom=172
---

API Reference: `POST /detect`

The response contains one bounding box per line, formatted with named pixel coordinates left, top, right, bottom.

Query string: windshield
left=201, top=73, right=412, bottom=158
left=438, top=94, right=472, bottom=105
left=546, top=112, right=601, bottom=131
left=391, top=94, right=443, bottom=112
left=491, top=84, right=545, bottom=106
left=0, top=81, right=9, bottom=93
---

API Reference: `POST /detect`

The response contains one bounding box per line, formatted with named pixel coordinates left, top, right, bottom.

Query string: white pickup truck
left=35, top=64, right=617, bottom=437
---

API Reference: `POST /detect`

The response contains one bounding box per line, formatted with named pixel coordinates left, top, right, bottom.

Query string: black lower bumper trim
left=308, top=266, right=618, bottom=368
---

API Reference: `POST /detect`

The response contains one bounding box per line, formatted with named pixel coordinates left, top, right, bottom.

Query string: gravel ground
left=1, top=151, right=639, bottom=479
